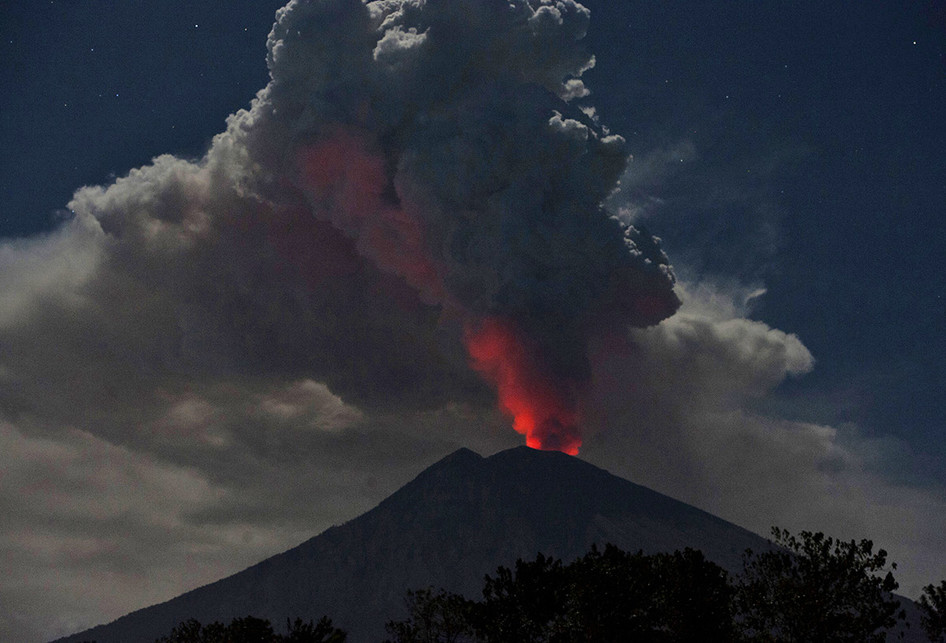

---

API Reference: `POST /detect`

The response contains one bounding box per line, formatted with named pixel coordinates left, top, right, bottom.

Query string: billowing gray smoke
left=240, top=0, right=680, bottom=450
left=39, top=0, right=679, bottom=452
left=263, top=0, right=678, bottom=330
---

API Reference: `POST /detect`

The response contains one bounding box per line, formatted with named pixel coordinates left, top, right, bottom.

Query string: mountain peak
left=55, top=446, right=771, bottom=643
left=424, top=445, right=484, bottom=471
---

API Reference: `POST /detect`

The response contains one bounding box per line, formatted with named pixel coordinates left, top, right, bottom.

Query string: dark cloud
left=256, top=0, right=680, bottom=384
left=2, top=0, right=680, bottom=458
left=5, top=0, right=678, bottom=422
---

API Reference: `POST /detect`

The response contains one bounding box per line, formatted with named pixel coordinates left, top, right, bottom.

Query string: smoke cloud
left=38, top=0, right=677, bottom=453
left=257, top=0, right=680, bottom=450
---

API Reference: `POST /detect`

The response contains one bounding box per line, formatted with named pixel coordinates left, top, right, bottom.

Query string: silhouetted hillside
left=53, top=447, right=919, bottom=642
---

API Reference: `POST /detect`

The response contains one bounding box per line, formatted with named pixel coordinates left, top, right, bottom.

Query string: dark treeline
left=152, top=615, right=346, bottom=642
left=148, top=528, right=946, bottom=643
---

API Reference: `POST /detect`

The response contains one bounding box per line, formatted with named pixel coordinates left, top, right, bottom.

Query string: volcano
left=52, top=446, right=918, bottom=642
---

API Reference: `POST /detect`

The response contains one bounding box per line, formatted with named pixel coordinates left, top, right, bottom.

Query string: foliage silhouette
left=735, top=527, right=904, bottom=642
left=384, top=587, right=477, bottom=643
left=154, top=614, right=345, bottom=643
left=919, top=581, right=946, bottom=642
left=387, top=544, right=735, bottom=642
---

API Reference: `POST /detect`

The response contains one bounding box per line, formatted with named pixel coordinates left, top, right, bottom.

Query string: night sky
left=1, top=2, right=944, bottom=641
left=582, top=1, right=946, bottom=463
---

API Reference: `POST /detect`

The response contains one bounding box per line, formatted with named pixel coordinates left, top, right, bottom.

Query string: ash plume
left=5, top=0, right=680, bottom=457
left=246, top=0, right=681, bottom=450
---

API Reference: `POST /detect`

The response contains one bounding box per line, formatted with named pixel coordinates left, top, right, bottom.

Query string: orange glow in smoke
left=464, top=317, right=581, bottom=455
left=298, top=131, right=444, bottom=303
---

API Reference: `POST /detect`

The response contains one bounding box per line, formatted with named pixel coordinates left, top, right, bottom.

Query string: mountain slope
left=52, top=446, right=894, bottom=642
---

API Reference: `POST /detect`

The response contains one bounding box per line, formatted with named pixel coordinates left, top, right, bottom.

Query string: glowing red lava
left=464, top=317, right=581, bottom=455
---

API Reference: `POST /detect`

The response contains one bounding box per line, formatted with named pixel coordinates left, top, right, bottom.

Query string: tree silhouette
left=919, top=581, right=946, bottom=642
left=387, top=545, right=735, bottom=642
left=155, top=615, right=345, bottom=643
left=560, top=545, right=735, bottom=642
left=736, top=527, right=905, bottom=642
left=384, top=587, right=476, bottom=643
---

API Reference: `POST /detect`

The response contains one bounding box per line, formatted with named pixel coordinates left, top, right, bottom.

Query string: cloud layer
left=581, top=283, right=946, bottom=602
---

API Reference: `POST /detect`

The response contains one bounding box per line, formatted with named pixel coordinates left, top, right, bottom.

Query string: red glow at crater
left=464, top=317, right=581, bottom=455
